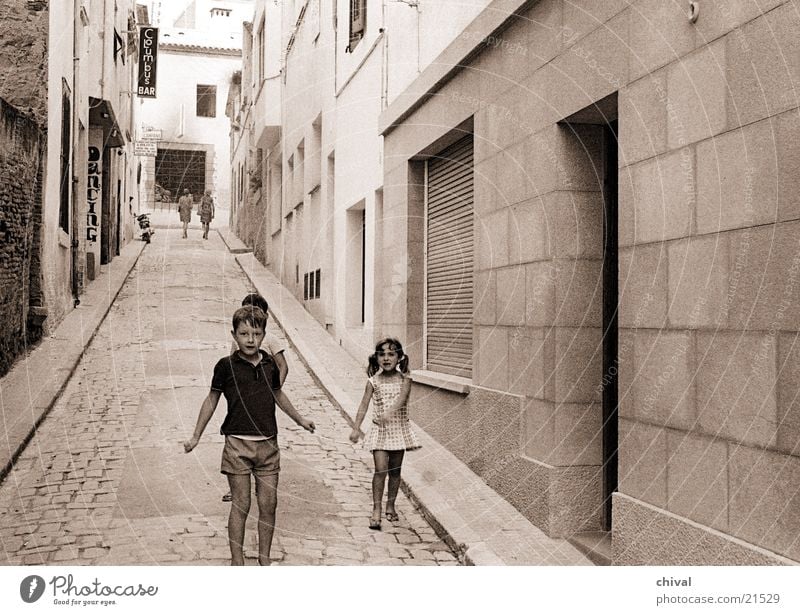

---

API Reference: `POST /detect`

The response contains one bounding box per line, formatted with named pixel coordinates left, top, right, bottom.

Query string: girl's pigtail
left=398, top=353, right=410, bottom=375
left=367, top=352, right=380, bottom=377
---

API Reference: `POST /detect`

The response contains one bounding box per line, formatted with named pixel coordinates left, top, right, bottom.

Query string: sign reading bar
left=134, top=141, right=157, bottom=157
left=137, top=27, right=158, bottom=98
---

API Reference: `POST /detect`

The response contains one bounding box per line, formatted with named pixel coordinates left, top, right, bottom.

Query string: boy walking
left=184, top=305, right=315, bottom=565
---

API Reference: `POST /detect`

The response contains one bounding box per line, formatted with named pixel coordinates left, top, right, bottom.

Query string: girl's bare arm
left=351, top=381, right=374, bottom=433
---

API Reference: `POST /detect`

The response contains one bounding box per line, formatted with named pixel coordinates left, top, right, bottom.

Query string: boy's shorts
left=221, top=436, right=281, bottom=476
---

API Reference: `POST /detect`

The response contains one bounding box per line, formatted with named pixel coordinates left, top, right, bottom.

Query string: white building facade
left=138, top=0, right=253, bottom=214
left=230, top=0, right=491, bottom=358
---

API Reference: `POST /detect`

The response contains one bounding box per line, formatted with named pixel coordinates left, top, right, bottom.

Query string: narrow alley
left=0, top=230, right=458, bottom=566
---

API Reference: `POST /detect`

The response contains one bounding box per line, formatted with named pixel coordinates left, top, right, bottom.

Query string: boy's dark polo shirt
left=211, top=350, right=281, bottom=437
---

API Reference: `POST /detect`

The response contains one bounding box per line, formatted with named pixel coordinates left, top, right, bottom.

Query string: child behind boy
left=184, top=305, right=315, bottom=566
left=237, top=293, right=288, bottom=386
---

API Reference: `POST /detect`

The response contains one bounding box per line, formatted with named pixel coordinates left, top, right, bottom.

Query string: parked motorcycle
left=136, top=213, right=154, bottom=243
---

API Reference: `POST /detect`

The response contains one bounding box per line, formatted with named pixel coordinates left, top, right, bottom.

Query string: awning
left=88, top=98, right=126, bottom=148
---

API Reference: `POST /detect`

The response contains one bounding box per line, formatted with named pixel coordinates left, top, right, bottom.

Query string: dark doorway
left=561, top=93, right=619, bottom=535
left=601, top=120, right=619, bottom=531
left=155, top=148, right=206, bottom=200
left=116, top=178, right=122, bottom=256
left=101, top=147, right=111, bottom=265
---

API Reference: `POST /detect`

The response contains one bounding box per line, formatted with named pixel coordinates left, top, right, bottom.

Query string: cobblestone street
left=0, top=229, right=459, bottom=566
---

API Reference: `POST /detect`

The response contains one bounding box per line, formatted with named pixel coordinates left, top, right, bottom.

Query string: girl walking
left=349, top=338, right=420, bottom=530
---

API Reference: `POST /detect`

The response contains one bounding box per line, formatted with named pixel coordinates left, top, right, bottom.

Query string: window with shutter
left=425, top=136, right=474, bottom=378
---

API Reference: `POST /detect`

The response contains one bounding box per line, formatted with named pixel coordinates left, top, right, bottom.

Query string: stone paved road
left=0, top=229, right=459, bottom=566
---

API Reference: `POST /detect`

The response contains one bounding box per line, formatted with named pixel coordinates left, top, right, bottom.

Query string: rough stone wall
left=0, top=98, right=44, bottom=377
left=235, top=190, right=269, bottom=266
left=0, top=0, right=49, bottom=123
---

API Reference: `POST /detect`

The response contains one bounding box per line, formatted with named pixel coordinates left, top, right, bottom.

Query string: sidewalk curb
left=216, top=227, right=252, bottom=254
left=0, top=240, right=146, bottom=484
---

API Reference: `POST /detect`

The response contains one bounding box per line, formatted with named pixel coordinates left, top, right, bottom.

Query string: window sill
left=411, top=370, right=471, bottom=395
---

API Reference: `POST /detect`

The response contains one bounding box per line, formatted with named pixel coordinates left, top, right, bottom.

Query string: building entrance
left=601, top=120, right=619, bottom=532
left=155, top=148, right=206, bottom=201
left=562, top=95, right=619, bottom=533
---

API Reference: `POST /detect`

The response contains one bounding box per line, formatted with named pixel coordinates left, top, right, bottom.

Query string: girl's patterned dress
left=363, top=372, right=421, bottom=452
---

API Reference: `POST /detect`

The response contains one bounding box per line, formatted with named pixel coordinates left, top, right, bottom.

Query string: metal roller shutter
left=425, top=136, right=474, bottom=378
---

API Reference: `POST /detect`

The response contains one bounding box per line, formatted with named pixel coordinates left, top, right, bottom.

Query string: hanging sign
left=137, top=27, right=158, bottom=98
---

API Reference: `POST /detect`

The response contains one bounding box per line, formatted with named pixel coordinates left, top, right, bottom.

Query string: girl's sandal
left=368, top=517, right=382, bottom=531
left=385, top=512, right=399, bottom=522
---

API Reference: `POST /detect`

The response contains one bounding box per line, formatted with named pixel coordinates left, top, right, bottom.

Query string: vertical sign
left=86, top=128, right=103, bottom=278
left=87, top=144, right=101, bottom=243
left=137, top=27, right=158, bottom=98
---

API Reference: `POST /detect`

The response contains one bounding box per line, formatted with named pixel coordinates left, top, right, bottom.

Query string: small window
left=304, top=273, right=309, bottom=300
left=315, top=269, right=321, bottom=298
left=257, top=19, right=265, bottom=84
left=196, top=84, right=217, bottom=118
left=348, top=0, right=366, bottom=51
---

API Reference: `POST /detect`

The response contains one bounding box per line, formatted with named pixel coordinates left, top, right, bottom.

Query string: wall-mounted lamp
left=688, top=2, right=700, bottom=23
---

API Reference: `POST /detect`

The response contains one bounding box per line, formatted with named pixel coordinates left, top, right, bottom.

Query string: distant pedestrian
left=199, top=189, right=215, bottom=239
left=184, top=305, right=315, bottom=566
left=178, top=189, right=193, bottom=238
left=349, top=338, right=420, bottom=530
left=220, top=292, right=289, bottom=504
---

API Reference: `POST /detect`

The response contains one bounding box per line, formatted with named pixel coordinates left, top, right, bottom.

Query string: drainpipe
left=71, top=0, right=81, bottom=306
left=381, top=0, right=387, bottom=109
left=332, top=0, right=338, bottom=94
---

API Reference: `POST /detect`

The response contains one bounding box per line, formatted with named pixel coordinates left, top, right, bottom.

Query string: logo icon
left=20, top=575, right=46, bottom=603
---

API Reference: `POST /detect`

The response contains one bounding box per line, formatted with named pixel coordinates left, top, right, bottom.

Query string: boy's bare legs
left=227, top=474, right=251, bottom=566
left=385, top=450, right=404, bottom=519
left=371, top=451, right=389, bottom=523
left=254, top=473, right=279, bottom=565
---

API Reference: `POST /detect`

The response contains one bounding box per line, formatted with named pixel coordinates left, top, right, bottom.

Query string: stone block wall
left=381, top=0, right=800, bottom=561
left=0, top=99, right=44, bottom=377
left=613, top=0, right=800, bottom=564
